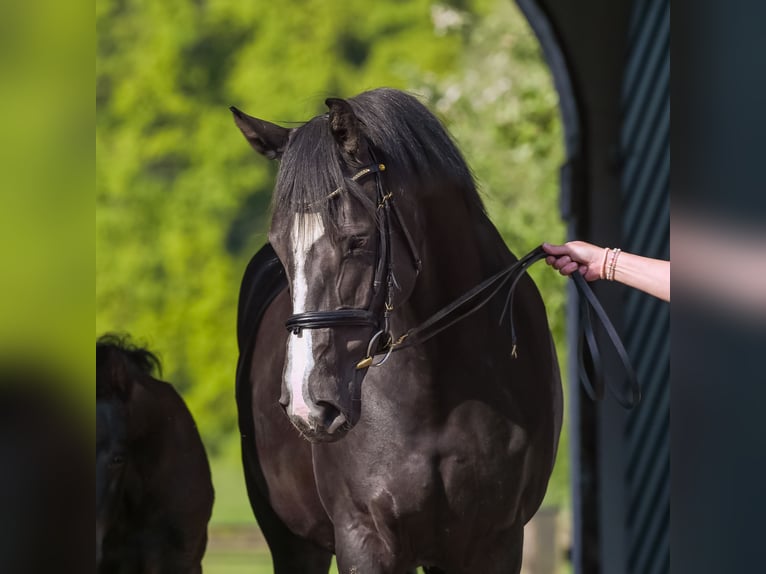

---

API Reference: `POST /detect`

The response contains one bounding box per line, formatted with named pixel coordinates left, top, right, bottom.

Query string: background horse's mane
left=97, top=334, right=162, bottom=399
left=274, top=88, right=485, bottom=235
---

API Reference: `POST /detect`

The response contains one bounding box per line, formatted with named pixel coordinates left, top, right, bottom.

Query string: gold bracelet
left=600, top=248, right=611, bottom=280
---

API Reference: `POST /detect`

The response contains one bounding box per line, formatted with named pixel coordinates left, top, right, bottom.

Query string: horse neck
left=400, top=185, right=509, bottom=331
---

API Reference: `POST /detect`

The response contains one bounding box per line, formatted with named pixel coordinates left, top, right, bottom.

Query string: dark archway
left=515, top=1, right=669, bottom=572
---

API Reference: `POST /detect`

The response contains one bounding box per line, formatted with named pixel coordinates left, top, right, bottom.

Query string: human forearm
left=611, top=252, right=670, bottom=301
left=544, top=241, right=670, bottom=301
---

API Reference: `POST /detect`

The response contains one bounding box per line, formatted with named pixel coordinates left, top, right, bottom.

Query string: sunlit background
left=96, top=0, right=569, bottom=571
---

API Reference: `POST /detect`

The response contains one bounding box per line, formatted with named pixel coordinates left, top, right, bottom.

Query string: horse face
left=269, top=183, right=379, bottom=442
left=96, top=399, right=127, bottom=565
left=234, top=97, right=416, bottom=442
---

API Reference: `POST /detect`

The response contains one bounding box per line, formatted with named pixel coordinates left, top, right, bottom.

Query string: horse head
left=96, top=396, right=127, bottom=566
left=96, top=345, right=132, bottom=566
left=232, top=95, right=423, bottom=442
left=95, top=336, right=160, bottom=565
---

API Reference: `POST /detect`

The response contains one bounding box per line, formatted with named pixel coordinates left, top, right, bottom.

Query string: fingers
left=546, top=254, right=579, bottom=276
left=545, top=252, right=577, bottom=274
left=546, top=252, right=574, bottom=267
left=544, top=242, right=603, bottom=278
left=545, top=257, right=592, bottom=277
left=542, top=242, right=570, bottom=256
left=552, top=255, right=572, bottom=270
left=558, top=261, right=580, bottom=276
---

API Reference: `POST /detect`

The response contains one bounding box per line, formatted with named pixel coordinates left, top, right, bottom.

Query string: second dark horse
left=97, top=335, right=214, bottom=573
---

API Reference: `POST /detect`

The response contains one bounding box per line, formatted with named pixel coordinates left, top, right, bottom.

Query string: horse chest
left=317, top=411, right=527, bottom=522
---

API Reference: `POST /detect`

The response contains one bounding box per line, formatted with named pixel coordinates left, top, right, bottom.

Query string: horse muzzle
left=285, top=398, right=351, bottom=443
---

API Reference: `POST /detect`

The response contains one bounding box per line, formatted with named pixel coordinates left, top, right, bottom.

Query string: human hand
left=542, top=241, right=606, bottom=281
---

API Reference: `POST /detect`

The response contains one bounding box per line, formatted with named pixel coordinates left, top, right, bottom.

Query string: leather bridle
left=282, top=161, right=641, bottom=408
left=284, top=156, right=422, bottom=369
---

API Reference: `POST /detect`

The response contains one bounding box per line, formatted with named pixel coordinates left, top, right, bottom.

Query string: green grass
left=204, top=455, right=269, bottom=573
left=203, top=548, right=273, bottom=574
left=203, top=546, right=342, bottom=574
left=209, top=455, right=256, bottom=526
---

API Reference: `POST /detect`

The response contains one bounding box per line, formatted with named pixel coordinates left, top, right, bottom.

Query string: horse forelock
left=271, top=89, right=484, bottom=241
left=96, top=334, right=162, bottom=400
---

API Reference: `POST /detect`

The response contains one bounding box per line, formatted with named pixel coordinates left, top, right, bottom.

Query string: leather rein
left=283, top=161, right=641, bottom=409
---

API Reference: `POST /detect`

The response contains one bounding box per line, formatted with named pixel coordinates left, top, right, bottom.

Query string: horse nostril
left=314, top=401, right=347, bottom=434
left=314, top=400, right=340, bottom=422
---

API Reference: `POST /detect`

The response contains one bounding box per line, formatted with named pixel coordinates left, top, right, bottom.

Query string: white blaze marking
left=285, top=213, right=325, bottom=421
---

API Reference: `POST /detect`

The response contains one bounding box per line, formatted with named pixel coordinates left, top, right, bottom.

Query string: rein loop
left=374, top=245, right=641, bottom=408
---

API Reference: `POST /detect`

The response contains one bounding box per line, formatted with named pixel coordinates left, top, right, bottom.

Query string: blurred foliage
left=1, top=0, right=92, bottom=406
left=97, top=0, right=469, bottom=451
left=410, top=0, right=569, bottom=506
left=97, top=0, right=567, bottom=504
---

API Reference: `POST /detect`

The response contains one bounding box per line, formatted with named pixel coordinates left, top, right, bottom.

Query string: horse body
left=234, top=88, right=562, bottom=573
left=96, top=336, right=214, bottom=574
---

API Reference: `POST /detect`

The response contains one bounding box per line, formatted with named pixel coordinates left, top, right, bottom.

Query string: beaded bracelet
left=606, top=248, right=622, bottom=281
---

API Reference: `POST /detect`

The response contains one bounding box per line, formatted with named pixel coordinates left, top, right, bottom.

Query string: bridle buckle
left=355, top=329, right=394, bottom=370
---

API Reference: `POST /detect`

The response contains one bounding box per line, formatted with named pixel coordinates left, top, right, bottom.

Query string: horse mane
left=274, top=88, right=485, bottom=235
left=96, top=334, right=162, bottom=400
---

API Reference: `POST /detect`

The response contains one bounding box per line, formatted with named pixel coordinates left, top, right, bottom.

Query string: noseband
left=284, top=158, right=421, bottom=368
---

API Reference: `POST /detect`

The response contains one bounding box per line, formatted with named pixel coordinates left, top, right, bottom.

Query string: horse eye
left=347, top=236, right=368, bottom=252
left=110, top=455, right=125, bottom=467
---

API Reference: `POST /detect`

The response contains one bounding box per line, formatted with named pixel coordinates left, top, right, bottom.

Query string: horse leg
left=244, top=479, right=332, bottom=574
left=241, top=446, right=332, bottom=574
left=248, top=493, right=332, bottom=574
left=462, top=522, right=524, bottom=574
left=420, top=524, right=523, bottom=574
left=268, top=535, right=333, bottom=574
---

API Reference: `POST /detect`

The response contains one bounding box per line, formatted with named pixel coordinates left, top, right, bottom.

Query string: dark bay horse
left=96, top=335, right=214, bottom=573
left=233, top=88, right=562, bottom=573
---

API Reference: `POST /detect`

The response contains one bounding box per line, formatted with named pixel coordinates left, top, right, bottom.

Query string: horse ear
left=326, top=98, right=363, bottom=158
left=230, top=106, right=290, bottom=160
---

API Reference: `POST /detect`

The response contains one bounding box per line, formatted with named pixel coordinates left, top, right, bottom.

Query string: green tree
left=98, top=0, right=471, bottom=452
left=97, top=1, right=568, bottom=512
